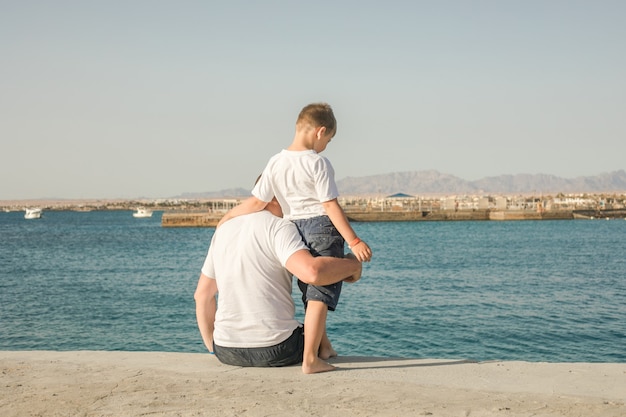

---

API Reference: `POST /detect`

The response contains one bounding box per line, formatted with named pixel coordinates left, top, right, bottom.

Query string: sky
left=1, top=1, right=625, bottom=200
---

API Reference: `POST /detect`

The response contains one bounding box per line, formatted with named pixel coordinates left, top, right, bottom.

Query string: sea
left=1, top=210, right=624, bottom=363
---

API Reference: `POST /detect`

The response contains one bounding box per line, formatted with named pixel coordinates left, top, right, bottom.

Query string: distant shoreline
left=3, top=194, right=626, bottom=226
left=2, top=190, right=625, bottom=210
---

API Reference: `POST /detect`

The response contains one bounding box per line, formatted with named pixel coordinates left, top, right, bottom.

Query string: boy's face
left=313, top=127, right=334, bottom=153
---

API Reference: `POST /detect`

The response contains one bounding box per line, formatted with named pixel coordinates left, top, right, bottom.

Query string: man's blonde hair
left=296, top=102, right=337, bottom=135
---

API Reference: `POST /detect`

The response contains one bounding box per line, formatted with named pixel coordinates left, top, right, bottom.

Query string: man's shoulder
left=219, top=211, right=298, bottom=243
left=218, top=210, right=279, bottom=230
left=247, top=210, right=293, bottom=227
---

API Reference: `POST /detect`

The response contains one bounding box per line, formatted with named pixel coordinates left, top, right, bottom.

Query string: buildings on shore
left=339, top=192, right=625, bottom=214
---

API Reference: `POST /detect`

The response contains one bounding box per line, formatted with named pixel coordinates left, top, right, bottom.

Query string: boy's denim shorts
left=292, top=215, right=345, bottom=311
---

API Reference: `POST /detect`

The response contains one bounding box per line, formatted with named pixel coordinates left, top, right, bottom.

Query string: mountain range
left=178, top=170, right=626, bottom=198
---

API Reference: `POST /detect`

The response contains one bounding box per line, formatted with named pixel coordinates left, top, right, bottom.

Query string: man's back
left=201, top=210, right=306, bottom=348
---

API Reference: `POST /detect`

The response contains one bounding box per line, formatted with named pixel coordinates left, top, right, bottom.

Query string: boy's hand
left=350, top=240, right=372, bottom=262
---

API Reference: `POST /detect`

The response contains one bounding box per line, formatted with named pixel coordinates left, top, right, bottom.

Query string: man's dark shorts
left=213, top=326, right=304, bottom=367
left=292, top=215, right=345, bottom=311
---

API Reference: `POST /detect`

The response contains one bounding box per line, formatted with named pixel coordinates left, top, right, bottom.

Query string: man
left=194, top=198, right=362, bottom=374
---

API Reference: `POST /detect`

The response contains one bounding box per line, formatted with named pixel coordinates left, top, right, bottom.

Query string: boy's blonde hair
left=296, top=103, right=337, bottom=135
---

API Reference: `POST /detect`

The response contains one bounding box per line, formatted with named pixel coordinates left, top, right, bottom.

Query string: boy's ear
left=316, top=126, right=327, bottom=140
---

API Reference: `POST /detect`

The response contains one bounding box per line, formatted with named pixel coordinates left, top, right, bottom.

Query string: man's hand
left=343, top=253, right=362, bottom=283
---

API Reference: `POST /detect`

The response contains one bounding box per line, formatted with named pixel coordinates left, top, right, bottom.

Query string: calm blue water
left=1, top=210, right=624, bottom=362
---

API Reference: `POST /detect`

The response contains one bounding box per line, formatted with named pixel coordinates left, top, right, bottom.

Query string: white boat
left=133, top=208, right=153, bottom=218
left=24, top=208, right=43, bottom=219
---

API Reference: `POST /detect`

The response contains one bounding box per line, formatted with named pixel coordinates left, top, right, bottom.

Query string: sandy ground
left=1, top=351, right=624, bottom=417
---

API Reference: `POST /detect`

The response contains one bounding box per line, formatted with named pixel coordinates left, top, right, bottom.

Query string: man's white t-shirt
left=201, top=210, right=308, bottom=348
left=252, top=149, right=339, bottom=220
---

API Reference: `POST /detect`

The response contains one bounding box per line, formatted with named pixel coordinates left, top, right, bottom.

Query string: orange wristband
left=349, top=237, right=361, bottom=248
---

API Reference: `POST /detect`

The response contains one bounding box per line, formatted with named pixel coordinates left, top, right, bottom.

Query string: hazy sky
left=2, top=1, right=624, bottom=200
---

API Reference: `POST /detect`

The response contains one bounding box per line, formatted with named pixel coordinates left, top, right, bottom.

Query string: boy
left=218, top=103, right=372, bottom=374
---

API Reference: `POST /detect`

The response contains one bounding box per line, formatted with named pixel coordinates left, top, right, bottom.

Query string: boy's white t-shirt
left=201, top=210, right=307, bottom=348
left=252, top=149, right=340, bottom=220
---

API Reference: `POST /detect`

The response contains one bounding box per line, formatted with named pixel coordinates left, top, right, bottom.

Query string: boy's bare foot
left=319, top=346, right=337, bottom=360
left=302, top=357, right=337, bottom=374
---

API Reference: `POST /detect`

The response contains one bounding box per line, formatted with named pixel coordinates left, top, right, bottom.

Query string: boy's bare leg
left=302, top=300, right=336, bottom=374
left=319, top=329, right=337, bottom=360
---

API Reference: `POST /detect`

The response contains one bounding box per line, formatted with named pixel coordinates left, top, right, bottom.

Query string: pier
left=160, top=200, right=238, bottom=228
left=160, top=208, right=598, bottom=227
left=161, top=212, right=223, bottom=227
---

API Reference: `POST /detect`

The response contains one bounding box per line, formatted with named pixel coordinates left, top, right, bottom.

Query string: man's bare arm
left=194, top=273, right=218, bottom=353
left=285, top=250, right=362, bottom=286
